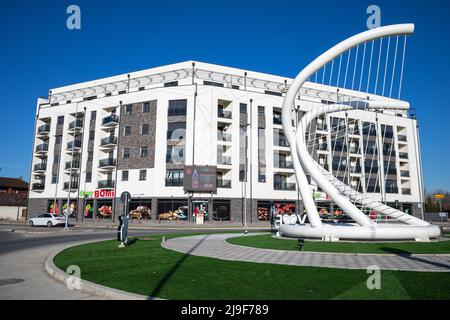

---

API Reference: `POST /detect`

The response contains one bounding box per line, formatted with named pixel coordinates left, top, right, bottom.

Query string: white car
left=28, top=213, right=67, bottom=227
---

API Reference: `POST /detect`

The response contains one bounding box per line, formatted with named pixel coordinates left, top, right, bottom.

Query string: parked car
left=28, top=213, right=67, bottom=227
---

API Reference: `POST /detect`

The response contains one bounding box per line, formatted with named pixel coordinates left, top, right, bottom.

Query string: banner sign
left=184, top=165, right=217, bottom=193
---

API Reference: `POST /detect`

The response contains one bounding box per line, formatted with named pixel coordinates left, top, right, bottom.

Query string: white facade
left=28, top=61, right=424, bottom=222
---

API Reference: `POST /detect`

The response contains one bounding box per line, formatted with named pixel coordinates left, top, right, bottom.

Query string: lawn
left=226, top=234, right=450, bottom=254
left=53, top=233, right=450, bottom=300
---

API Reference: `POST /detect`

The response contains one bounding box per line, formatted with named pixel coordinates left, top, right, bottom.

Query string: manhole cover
left=0, top=278, right=25, bottom=286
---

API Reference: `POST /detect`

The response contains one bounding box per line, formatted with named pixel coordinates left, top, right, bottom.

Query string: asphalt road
left=0, top=224, right=251, bottom=300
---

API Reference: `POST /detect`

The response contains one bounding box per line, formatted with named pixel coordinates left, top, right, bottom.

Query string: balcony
left=217, top=132, right=232, bottom=142
left=400, top=171, right=410, bottom=178
left=274, top=160, right=293, bottom=169
left=350, top=166, right=362, bottom=174
left=217, top=156, right=232, bottom=165
left=398, top=135, right=407, bottom=143
left=66, top=140, right=82, bottom=153
left=98, top=180, right=115, bottom=189
left=37, top=124, right=50, bottom=135
left=165, top=178, right=184, bottom=187
left=273, top=116, right=282, bottom=126
left=274, top=182, right=296, bottom=191
left=65, top=160, right=80, bottom=171
left=402, top=188, right=411, bottom=195
left=68, top=120, right=84, bottom=134
left=33, top=163, right=47, bottom=172
left=100, top=136, right=118, bottom=149
left=98, top=158, right=117, bottom=169
left=101, top=115, right=119, bottom=128
left=217, top=109, right=232, bottom=119
left=274, top=138, right=289, bottom=147
left=399, top=152, right=409, bottom=160
left=217, top=179, right=232, bottom=188
left=32, top=183, right=45, bottom=191
left=35, top=144, right=49, bottom=154
left=63, top=181, right=79, bottom=190
left=318, top=144, right=328, bottom=151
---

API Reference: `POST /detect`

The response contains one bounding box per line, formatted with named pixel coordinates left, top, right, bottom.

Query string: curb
left=45, top=242, right=162, bottom=300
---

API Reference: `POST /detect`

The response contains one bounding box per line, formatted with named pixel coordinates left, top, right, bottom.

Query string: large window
left=166, top=145, right=184, bottom=164
left=141, top=123, right=149, bottom=135
left=168, top=99, right=187, bottom=116
left=165, top=169, right=184, bottom=186
left=167, top=122, right=186, bottom=140
left=129, top=199, right=152, bottom=220
left=212, top=200, right=230, bottom=221
left=97, top=199, right=113, bottom=220
left=157, top=199, right=188, bottom=221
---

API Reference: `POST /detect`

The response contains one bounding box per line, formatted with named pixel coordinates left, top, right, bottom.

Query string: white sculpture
left=280, top=24, right=440, bottom=241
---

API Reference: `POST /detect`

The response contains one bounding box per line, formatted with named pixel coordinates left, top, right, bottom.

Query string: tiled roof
left=0, top=177, right=29, bottom=189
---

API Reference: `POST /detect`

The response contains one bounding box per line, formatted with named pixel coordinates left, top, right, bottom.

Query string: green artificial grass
left=227, top=234, right=450, bottom=254
left=53, top=233, right=450, bottom=300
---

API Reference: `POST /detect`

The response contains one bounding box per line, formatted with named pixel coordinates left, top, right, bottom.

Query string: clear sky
left=0, top=0, right=449, bottom=191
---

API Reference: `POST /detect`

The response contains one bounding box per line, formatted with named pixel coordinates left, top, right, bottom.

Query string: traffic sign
left=435, top=194, right=445, bottom=199
left=120, top=191, right=132, bottom=204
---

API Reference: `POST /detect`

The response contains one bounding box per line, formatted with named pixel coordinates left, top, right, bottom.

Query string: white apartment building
left=28, top=61, right=425, bottom=223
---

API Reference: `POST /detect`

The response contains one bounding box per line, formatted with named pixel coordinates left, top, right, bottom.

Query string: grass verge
left=53, top=233, right=450, bottom=300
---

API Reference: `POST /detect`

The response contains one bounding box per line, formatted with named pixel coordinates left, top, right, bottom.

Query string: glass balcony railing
left=67, top=140, right=82, bottom=150
left=402, top=188, right=411, bottom=195
left=100, top=136, right=118, bottom=146
left=217, top=132, right=232, bottom=142
left=68, top=120, right=84, bottom=130
left=217, top=109, right=232, bottom=119
left=33, top=163, right=47, bottom=171
left=217, top=156, right=232, bottom=165
left=398, top=135, right=407, bottom=142
left=274, top=138, right=289, bottom=147
left=65, top=160, right=80, bottom=170
left=63, top=181, right=79, bottom=190
left=400, top=171, right=410, bottom=178
left=35, top=144, right=49, bottom=153
left=98, top=180, right=115, bottom=189
left=102, top=115, right=119, bottom=126
left=399, top=152, right=409, bottom=159
left=217, top=179, right=232, bottom=188
left=32, top=183, right=45, bottom=190
left=274, top=182, right=296, bottom=191
left=99, top=158, right=117, bottom=168
left=274, top=160, right=293, bottom=169
left=37, top=124, right=50, bottom=134
left=273, top=116, right=282, bottom=125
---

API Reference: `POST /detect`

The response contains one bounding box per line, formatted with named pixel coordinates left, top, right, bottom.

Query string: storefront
left=157, top=198, right=188, bottom=221
left=129, top=198, right=152, bottom=221
left=212, top=200, right=230, bottom=221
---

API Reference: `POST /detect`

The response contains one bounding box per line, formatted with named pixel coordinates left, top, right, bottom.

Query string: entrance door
left=192, top=200, right=209, bottom=223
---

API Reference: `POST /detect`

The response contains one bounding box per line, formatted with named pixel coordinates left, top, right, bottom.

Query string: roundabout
left=50, top=232, right=450, bottom=300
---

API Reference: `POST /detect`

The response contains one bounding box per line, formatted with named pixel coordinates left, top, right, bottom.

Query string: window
left=141, top=123, right=149, bottom=135
left=85, top=172, right=92, bottom=183
left=140, top=146, right=148, bottom=158
left=126, top=105, right=133, bottom=115
left=240, top=103, right=247, bottom=113
left=166, top=145, right=185, bottom=163
left=53, top=154, right=60, bottom=164
left=123, top=148, right=130, bottom=159
left=123, top=126, right=131, bottom=136
left=168, top=99, right=187, bottom=116
left=139, top=169, right=147, bottom=181
left=122, top=170, right=129, bottom=181
left=87, top=151, right=93, bottom=161
left=89, top=130, right=95, bottom=141
left=51, top=174, right=58, bottom=184
left=165, top=169, right=184, bottom=186
left=90, top=110, right=96, bottom=121
left=258, top=106, right=265, bottom=116
left=55, top=135, right=62, bottom=144
left=203, top=81, right=224, bottom=87
left=265, top=90, right=282, bottom=96
left=142, top=102, right=150, bottom=113
left=57, top=116, right=64, bottom=125
left=164, top=81, right=178, bottom=87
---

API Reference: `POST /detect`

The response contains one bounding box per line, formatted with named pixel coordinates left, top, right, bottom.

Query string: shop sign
left=94, top=189, right=115, bottom=198
left=313, top=191, right=331, bottom=201
left=80, top=191, right=94, bottom=198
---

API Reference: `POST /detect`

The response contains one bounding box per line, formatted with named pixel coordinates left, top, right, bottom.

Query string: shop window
left=257, top=201, right=271, bottom=221
left=212, top=200, right=231, bottom=221
left=129, top=199, right=152, bottom=221
left=48, top=200, right=59, bottom=214
left=82, top=199, right=94, bottom=219
left=96, top=199, right=113, bottom=219
left=157, top=199, right=188, bottom=221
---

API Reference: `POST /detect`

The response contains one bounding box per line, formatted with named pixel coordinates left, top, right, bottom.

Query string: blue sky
left=0, top=0, right=449, bottom=191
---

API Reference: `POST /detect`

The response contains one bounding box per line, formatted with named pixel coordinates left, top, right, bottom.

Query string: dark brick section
left=27, top=198, right=48, bottom=218
left=118, top=100, right=157, bottom=170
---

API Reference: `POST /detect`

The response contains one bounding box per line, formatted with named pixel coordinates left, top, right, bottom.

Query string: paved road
left=0, top=225, right=249, bottom=300
left=162, top=233, right=450, bottom=272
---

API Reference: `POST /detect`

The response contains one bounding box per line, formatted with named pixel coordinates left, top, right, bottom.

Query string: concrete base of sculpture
left=279, top=223, right=441, bottom=242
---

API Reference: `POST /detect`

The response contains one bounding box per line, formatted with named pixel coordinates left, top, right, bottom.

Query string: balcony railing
left=68, top=120, right=84, bottom=130
left=37, top=124, right=50, bottom=134
left=274, top=182, right=296, bottom=191
left=35, top=144, right=49, bottom=153
left=63, top=181, right=79, bottom=190
left=100, top=136, right=118, bottom=146
left=98, top=180, right=115, bottom=189
left=398, top=135, right=407, bottom=142
left=273, top=116, right=282, bottom=125
left=350, top=166, right=362, bottom=174
left=217, top=179, right=232, bottom=188
left=67, top=140, right=82, bottom=150
left=274, top=138, right=289, bottom=147
left=65, top=160, right=80, bottom=170
left=400, top=171, right=410, bottom=178
left=217, top=156, right=232, bottom=165
left=32, top=183, right=45, bottom=190
left=217, top=132, right=232, bottom=142
left=165, top=178, right=184, bottom=186
left=318, top=144, right=328, bottom=151
left=33, top=163, right=47, bottom=171
left=402, top=188, right=411, bottom=195
left=99, top=158, right=117, bottom=168
left=217, top=109, right=232, bottom=119
left=102, top=115, right=119, bottom=126
left=399, top=152, right=409, bottom=159
left=274, top=160, right=293, bottom=169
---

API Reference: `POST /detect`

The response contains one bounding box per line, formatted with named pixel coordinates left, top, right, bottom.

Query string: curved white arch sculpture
left=280, top=24, right=441, bottom=241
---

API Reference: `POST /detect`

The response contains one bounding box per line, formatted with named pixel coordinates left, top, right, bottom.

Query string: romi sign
left=94, top=189, right=115, bottom=198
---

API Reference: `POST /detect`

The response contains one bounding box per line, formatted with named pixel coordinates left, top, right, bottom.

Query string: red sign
left=94, top=189, right=115, bottom=198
